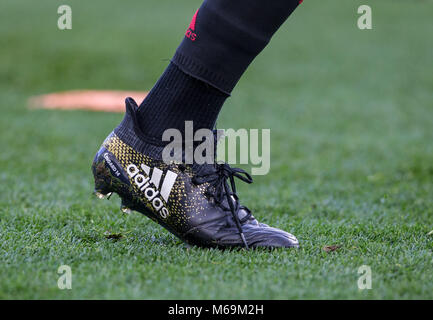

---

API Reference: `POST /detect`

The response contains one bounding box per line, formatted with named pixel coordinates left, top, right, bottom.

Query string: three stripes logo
left=127, top=163, right=178, bottom=219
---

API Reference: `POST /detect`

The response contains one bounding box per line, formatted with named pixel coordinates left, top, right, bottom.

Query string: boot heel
left=91, top=147, right=117, bottom=199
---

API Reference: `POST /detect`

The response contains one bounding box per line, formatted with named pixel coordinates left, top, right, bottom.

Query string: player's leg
left=138, top=0, right=302, bottom=140
left=92, top=0, right=303, bottom=249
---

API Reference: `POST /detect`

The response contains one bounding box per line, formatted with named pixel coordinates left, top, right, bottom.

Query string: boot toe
left=241, top=224, right=299, bottom=249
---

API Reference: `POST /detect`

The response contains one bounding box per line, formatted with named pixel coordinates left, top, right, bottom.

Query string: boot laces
left=192, top=162, right=253, bottom=249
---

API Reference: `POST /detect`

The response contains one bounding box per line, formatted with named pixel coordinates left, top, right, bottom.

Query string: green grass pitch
left=0, top=0, right=432, bottom=299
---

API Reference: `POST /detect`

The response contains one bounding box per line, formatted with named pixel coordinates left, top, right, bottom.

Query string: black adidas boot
left=92, top=98, right=299, bottom=249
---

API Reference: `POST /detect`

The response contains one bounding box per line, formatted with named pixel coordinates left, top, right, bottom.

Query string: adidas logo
left=185, top=9, right=198, bottom=41
left=126, top=163, right=177, bottom=219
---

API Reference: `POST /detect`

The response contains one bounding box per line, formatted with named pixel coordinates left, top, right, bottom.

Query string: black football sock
left=137, top=62, right=228, bottom=141
left=136, top=0, right=302, bottom=141
left=173, top=0, right=303, bottom=94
